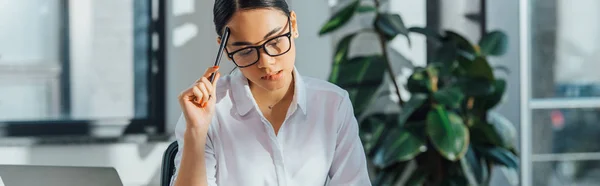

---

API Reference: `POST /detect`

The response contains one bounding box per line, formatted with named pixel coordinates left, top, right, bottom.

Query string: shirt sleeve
left=327, top=91, right=372, bottom=186
left=170, top=114, right=218, bottom=186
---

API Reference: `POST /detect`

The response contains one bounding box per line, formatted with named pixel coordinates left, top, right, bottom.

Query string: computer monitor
left=0, top=164, right=123, bottom=186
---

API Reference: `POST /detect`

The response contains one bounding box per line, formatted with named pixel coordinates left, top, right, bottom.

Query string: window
left=524, top=0, right=600, bottom=185
left=0, top=0, right=166, bottom=138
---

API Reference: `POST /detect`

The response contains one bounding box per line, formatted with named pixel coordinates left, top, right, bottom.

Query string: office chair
left=160, top=141, right=179, bottom=186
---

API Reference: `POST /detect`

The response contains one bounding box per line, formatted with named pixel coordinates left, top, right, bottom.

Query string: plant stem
left=373, top=0, right=405, bottom=107
left=377, top=34, right=405, bottom=107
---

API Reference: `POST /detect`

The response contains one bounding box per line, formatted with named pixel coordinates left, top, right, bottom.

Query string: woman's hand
left=178, top=66, right=221, bottom=132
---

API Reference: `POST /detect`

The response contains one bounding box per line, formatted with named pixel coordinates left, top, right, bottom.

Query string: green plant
left=318, top=0, right=519, bottom=185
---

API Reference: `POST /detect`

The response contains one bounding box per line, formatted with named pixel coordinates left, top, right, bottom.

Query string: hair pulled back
left=213, top=0, right=291, bottom=36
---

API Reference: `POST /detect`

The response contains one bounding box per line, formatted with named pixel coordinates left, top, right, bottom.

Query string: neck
left=249, top=71, right=295, bottom=108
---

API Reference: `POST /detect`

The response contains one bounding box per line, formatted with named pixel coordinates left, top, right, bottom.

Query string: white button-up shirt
left=170, top=68, right=372, bottom=186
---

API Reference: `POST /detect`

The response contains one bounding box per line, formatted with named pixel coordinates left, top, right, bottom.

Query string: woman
left=171, top=0, right=371, bottom=185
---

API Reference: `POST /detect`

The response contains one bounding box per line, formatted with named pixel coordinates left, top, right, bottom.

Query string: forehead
left=226, top=8, right=288, bottom=44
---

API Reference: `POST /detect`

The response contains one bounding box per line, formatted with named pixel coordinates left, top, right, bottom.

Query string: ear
left=290, top=11, right=299, bottom=38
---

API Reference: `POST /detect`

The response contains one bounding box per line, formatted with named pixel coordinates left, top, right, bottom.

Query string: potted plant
left=318, top=0, right=519, bottom=185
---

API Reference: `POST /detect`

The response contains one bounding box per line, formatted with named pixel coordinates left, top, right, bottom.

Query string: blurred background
left=0, top=0, right=599, bottom=185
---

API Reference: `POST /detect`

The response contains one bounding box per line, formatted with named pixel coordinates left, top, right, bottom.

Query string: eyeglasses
left=225, top=18, right=292, bottom=68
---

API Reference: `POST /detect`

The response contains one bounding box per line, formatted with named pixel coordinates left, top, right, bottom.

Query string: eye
left=238, top=48, right=254, bottom=56
left=268, top=38, right=281, bottom=46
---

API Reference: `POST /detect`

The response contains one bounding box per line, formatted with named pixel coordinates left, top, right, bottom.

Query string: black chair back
left=160, top=141, right=179, bottom=186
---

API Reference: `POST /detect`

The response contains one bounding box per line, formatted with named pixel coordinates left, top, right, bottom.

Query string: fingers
left=203, top=66, right=220, bottom=78
left=192, top=86, right=203, bottom=105
left=200, top=77, right=215, bottom=96
left=190, top=76, right=217, bottom=108
left=197, top=82, right=210, bottom=107
left=212, top=72, right=221, bottom=89
left=194, top=66, right=220, bottom=83
left=184, top=66, right=221, bottom=108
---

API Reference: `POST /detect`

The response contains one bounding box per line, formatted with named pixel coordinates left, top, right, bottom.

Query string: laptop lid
left=0, top=164, right=123, bottom=186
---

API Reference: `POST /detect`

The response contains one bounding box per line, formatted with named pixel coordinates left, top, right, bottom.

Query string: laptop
left=0, top=164, right=123, bottom=186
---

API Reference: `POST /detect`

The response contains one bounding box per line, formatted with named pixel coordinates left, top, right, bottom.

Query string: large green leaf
left=426, top=106, right=469, bottom=161
left=474, top=79, right=506, bottom=111
left=329, top=34, right=356, bottom=83
left=408, top=27, right=442, bottom=40
left=409, top=27, right=443, bottom=48
left=365, top=114, right=398, bottom=157
left=469, top=119, right=504, bottom=147
left=397, top=93, right=428, bottom=126
left=373, top=127, right=426, bottom=168
left=487, top=112, right=517, bottom=149
left=464, top=56, right=495, bottom=82
left=456, top=77, right=495, bottom=96
left=433, top=87, right=465, bottom=108
left=406, top=67, right=432, bottom=93
left=432, top=43, right=458, bottom=65
left=462, top=146, right=489, bottom=185
left=347, top=87, right=379, bottom=116
left=479, top=30, right=508, bottom=56
left=332, top=55, right=386, bottom=114
left=359, top=114, right=388, bottom=154
left=319, top=0, right=360, bottom=35
left=329, top=33, right=359, bottom=83
left=477, top=147, right=519, bottom=169
left=356, top=5, right=376, bottom=13
left=444, top=31, right=477, bottom=59
left=374, top=13, right=410, bottom=42
left=453, top=55, right=471, bottom=76
left=333, top=55, right=386, bottom=85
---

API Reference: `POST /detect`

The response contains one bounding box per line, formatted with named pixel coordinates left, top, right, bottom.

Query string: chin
left=259, top=83, right=286, bottom=91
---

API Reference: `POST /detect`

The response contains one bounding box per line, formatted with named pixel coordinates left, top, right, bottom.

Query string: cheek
left=281, top=49, right=296, bottom=68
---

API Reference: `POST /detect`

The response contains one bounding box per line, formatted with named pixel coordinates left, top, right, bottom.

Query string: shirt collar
left=231, top=67, right=307, bottom=116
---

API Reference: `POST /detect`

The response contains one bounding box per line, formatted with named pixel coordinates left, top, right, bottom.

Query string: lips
left=261, top=70, right=283, bottom=80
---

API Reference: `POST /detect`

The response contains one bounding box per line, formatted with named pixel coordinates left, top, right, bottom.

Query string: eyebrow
left=231, top=26, right=284, bottom=46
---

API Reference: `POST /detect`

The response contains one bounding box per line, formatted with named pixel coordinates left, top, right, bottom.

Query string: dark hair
left=213, top=0, right=291, bottom=36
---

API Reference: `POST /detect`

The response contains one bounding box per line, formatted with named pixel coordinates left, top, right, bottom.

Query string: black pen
left=209, top=27, right=230, bottom=83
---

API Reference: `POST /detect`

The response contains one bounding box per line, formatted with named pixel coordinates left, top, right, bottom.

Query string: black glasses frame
left=225, top=17, right=293, bottom=68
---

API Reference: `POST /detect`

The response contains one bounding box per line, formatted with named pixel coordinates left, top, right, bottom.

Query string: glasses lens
left=232, top=48, right=258, bottom=67
left=265, top=35, right=291, bottom=56
left=231, top=34, right=291, bottom=67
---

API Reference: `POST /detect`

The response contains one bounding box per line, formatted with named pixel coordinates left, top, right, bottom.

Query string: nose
left=256, top=49, right=276, bottom=69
